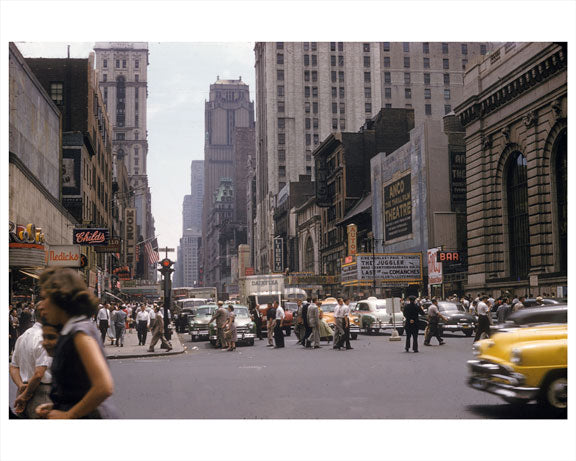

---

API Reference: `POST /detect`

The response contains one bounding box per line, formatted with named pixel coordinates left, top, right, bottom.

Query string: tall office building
left=94, top=42, right=156, bottom=281
left=183, top=195, right=193, bottom=233
left=190, top=160, right=204, bottom=233
left=180, top=229, right=201, bottom=287
left=253, top=41, right=495, bottom=272
left=201, top=78, right=254, bottom=288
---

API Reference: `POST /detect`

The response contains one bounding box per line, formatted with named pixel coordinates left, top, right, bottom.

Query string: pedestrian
left=469, top=300, right=478, bottom=315
left=147, top=307, right=172, bottom=353
left=265, top=302, right=277, bottom=347
left=209, top=301, right=229, bottom=349
left=35, top=267, right=117, bottom=419
left=223, top=305, right=237, bottom=351
left=18, top=305, right=34, bottom=335
left=333, top=298, right=345, bottom=350
left=96, top=304, right=110, bottom=344
left=294, top=299, right=305, bottom=344
left=424, top=298, right=447, bottom=346
left=136, top=304, right=150, bottom=345
left=273, top=302, right=285, bottom=348
left=317, top=302, right=334, bottom=344
left=9, top=301, right=53, bottom=419
left=403, top=296, right=426, bottom=352
left=306, top=298, right=321, bottom=349
left=106, top=304, right=117, bottom=346
left=336, top=298, right=354, bottom=350
left=112, top=304, right=127, bottom=347
left=474, top=295, right=492, bottom=342
left=9, top=307, right=20, bottom=357
left=249, top=303, right=263, bottom=340
left=301, top=299, right=311, bottom=346
left=496, top=297, right=511, bottom=324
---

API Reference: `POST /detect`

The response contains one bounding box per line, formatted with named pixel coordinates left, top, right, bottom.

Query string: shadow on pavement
left=466, top=403, right=567, bottom=419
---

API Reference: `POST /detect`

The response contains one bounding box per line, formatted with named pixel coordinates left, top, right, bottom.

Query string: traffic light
left=158, top=258, right=174, bottom=276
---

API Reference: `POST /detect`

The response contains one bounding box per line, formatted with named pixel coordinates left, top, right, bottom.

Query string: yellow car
left=467, top=324, right=567, bottom=412
left=318, top=298, right=360, bottom=340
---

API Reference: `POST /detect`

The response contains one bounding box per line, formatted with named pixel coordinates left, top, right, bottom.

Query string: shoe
left=313, top=346, right=321, bottom=349
left=333, top=346, right=341, bottom=350
left=147, top=348, right=154, bottom=352
left=346, top=347, right=353, bottom=350
left=266, top=344, right=274, bottom=347
left=405, top=348, right=410, bottom=352
left=424, top=343, right=431, bottom=346
left=439, top=341, right=445, bottom=345
left=413, top=350, right=419, bottom=353
left=166, top=346, right=173, bottom=352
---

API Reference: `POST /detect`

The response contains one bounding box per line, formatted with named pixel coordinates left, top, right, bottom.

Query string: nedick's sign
left=46, top=245, right=82, bottom=267
left=73, top=228, right=109, bottom=246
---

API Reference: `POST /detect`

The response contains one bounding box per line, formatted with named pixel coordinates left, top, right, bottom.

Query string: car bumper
left=443, top=323, right=474, bottom=332
left=467, top=359, right=539, bottom=401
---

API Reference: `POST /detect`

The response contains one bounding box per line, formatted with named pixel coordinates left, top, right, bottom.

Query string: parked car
left=354, top=297, right=405, bottom=335
left=209, top=305, right=256, bottom=346
left=522, top=298, right=563, bottom=308
left=420, top=301, right=476, bottom=336
left=467, top=324, right=567, bottom=413
left=490, top=305, right=567, bottom=335
left=188, top=305, right=217, bottom=341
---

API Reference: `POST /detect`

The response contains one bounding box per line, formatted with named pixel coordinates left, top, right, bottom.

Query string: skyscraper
left=190, top=160, right=204, bottom=233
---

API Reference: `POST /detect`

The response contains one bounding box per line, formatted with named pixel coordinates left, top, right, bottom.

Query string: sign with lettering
left=315, top=157, right=331, bottom=207
left=46, top=245, right=82, bottom=267
left=273, top=237, right=284, bottom=273
left=125, top=208, right=136, bottom=275
left=449, top=150, right=467, bottom=212
left=347, top=224, right=358, bottom=256
left=9, top=221, right=46, bottom=267
left=427, top=248, right=443, bottom=285
left=437, top=251, right=461, bottom=263
left=341, top=253, right=422, bottom=285
left=94, top=237, right=121, bottom=253
left=73, top=228, right=109, bottom=245
left=383, top=172, right=412, bottom=241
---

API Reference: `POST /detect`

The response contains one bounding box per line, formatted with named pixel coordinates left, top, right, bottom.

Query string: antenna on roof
left=67, top=45, right=70, bottom=58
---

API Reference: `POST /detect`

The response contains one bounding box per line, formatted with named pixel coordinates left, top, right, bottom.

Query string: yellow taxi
left=467, top=323, right=567, bottom=412
left=318, top=298, right=359, bottom=340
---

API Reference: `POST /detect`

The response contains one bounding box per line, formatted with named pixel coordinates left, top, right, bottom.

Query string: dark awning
left=337, top=193, right=372, bottom=226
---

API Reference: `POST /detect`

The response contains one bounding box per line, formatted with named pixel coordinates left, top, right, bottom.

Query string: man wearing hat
left=209, top=301, right=229, bottom=349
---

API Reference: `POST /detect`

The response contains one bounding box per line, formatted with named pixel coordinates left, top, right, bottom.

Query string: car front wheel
left=539, top=371, right=567, bottom=412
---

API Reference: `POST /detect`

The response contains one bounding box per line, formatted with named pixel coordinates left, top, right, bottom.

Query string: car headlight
left=510, top=348, right=522, bottom=365
left=472, top=343, right=481, bottom=356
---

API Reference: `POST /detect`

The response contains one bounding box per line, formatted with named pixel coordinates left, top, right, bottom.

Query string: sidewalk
left=103, top=326, right=186, bottom=360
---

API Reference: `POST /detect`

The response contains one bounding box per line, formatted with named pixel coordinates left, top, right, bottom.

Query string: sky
left=14, top=41, right=256, bottom=259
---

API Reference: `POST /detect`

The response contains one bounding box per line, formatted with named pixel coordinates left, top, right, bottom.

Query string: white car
left=354, top=297, right=405, bottom=335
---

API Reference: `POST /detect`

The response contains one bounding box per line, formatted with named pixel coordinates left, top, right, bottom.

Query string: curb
left=106, top=346, right=187, bottom=360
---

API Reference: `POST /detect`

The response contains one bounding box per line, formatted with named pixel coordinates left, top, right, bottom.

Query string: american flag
left=144, top=238, right=159, bottom=265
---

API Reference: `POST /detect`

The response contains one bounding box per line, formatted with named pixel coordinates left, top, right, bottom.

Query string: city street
left=80, top=331, right=561, bottom=419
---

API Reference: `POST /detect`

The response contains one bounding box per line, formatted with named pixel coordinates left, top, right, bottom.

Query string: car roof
left=507, top=304, right=567, bottom=323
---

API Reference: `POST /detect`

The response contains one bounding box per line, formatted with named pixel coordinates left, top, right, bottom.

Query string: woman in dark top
left=35, top=267, right=117, bottom=419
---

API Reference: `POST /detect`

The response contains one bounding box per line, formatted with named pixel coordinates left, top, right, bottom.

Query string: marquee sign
left=341, top=253, right=422, bottom=286
left=383, top=172, right=412, bottom=242
left=9, top=221, right=46, bottom=267
left=273, top=237, right=284, bottom=273
left=73, top=228, right=109, bottom=246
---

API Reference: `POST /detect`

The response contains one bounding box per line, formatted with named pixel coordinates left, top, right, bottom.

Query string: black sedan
left=489, top=304, right=567, bottom=335
left=421, top=301, right=477, bottom=336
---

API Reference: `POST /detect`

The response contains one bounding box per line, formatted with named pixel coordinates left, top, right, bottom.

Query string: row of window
left=385, top=72, right=451, bottom=85
left=383, top=56, right=468, bottom=70
left=384, top=42, right=487, bottom=55
left=103, top=58, right=139, bottom=69
left=384, top=87, right=451, bottom=100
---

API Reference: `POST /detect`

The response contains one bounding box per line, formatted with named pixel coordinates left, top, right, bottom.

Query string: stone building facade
left=455, top=42, right=567, bottom=297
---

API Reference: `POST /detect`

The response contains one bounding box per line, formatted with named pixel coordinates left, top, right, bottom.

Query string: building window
left=364, top=87, right=371, bottom=98
left=339, top=87, right=344, bottom=98
left=313, top=134, right=319, bottom=144
left=135, top=74, right=139, bottom=82
left=116, top=59, right=120, bottom=68
left=385, top=87, right=392, bottom=98
left=278, top=101, right=285, bottom=113
left=384, top=72, right=391, bottom=84
left=331, top=71, right=337, bottom=83
left=116, top=76, right=125, bottom=127
left=278, top=118, right=285, bottom=129
left=116, top=133, right=125, bottom=140
left=461, top=43, right=468, bottom=55
left=444, top=73, right=450, bottom=85
left=312, top=71, right=318, bottom=82
left=311, top=42, right=317, bottom=51
left=122, top=59, right=126, bottom=68
left=313, top=118, right=318, bottom=129
left=404, top=88, right=411, bottom=99
left=404, top=56, right=410, bottom=68
left=506, top=152, right=530, bottom=279
left=303, top=42, right=309, bottom=51
left=50, top=82, right=64, bottom=105
left=462, top=59, right=468, bottom=70
left=383, top=42, right=390, bottom=52
left=278, top=133, right=285, bottom=145
left=340, top=118, right=346, bottom=130
left=331, top=55, right=336, bottom=66
left=277, top=85, right=284, bottom=97
left=103, top=59, right=107, bottom=68
left=363, top=55, right=370, bottom=67
left=385, top=103, right=392, bottom=109
left=305, top=86, right=311, bottom=98
left=331, top=87, right=337, bottom=98
left=103, top=74, right=107, bottom=82
left=404, top=72, right=411, bottom=84
left=304, top=54, right=310, bottom=66
left=277, top=69, right=284, bottom=81
left=481, top=44, right=487, bottom=55
left=312, top=102, right=318, bottom=113
left=330, top=42, right=336, bottom=52
left=306, top=133, right=311, bottom=145
left=338, top=71, right=344, bottom=82
left=135, top=59, right=139, bottom=68
left=305, top=102, right=310, bottom=113
left=403, top=42, right=410, bottom=52
left=277, top=53, right=284, bottom=65
left=424, top=73, right=431, bottom=85
left=312, top=87, right=318, bottom=98
left=276, top=42, right=284, bottom=49
left=364, top=72, right=371, bottom=83
left=444, top=104, right=451, bottom=114
left=424, top=88, right=431, bottom=99
left=338, top=42, right=343, bottom=52
left=443, top=59, right=450, bottom=69
left=338, top=55, right=344, bottom=66
left=312, top=55, right=317, bottom=66
left=365, top=102, right=372, bottom=113
left=304, top=71, right=310, bottom=82
left=306, top=166, right=312, bottom=175
left=363, top=43, right=370, bottom=52
left=384, top=56, right=390, bottom=68
left=305, top=118, right=311, bottom=129
left=424, top=57, right=430, bottom=68
left=442, top=43, right=449, bottom=54
left=332, top=102, right=338, bottom=114
left=339, top=102, right=345, bottom=114
left=332, top=118, right=338, bottom=129
left=554, top=130, right=567, bottom=273
left=423, top=42, right=429, bottom=54
left=279, top=166, right=286, bottom=177
left=425, top=104, right=432, bottom=115
left=444, top=88, right=451, bottom=100
left=278, top=150, right=286, bottom=161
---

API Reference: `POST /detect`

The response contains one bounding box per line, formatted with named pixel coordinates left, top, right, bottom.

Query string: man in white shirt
left=474, top=295, right=492, bottom=342
left=336, top=298, right=353, bottom=350
left=513, top=296, right=526, bottom=313
left=333, top=298, right=345, bottom=350
left=96, top=304, right=110, bottom=344
left=136, top=304, right=150, bottom=346
left=273, top=302, right=286, bottom=348
left=9, top=301, right=52, bottom=419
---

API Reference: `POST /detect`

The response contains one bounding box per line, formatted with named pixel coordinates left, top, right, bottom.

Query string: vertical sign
left=383, top=172, right=412, bottom=241
left=347, top=224, right=358, bottom=256
left=273, top=237, right=284, bottom=273
left=427, top=247, right=443, bottom=285
left=125, top=208, right=136, bottom=278
left=449, top=150, right=467, bottom=212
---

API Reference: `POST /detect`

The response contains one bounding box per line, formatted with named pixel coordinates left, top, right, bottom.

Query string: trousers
left=333, top=318, right=345, bottom=347
left=273, top=320, right=285, bottom=347
left=405, top=323, right=419, bottom=351
left=424, top=320, right=443, bottom=344
left=98, top=320, right=109, bottom=344
left=474, top=315, right=491, bottom=342
left=137, top=320, right=148, bottom=345
left=114, top=324, right=125, bottom=346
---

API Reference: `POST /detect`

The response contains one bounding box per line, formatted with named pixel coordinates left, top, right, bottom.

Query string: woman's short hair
left=228, top=305, right=234, bottom=311
left=39, top=267, right=98, bottom=318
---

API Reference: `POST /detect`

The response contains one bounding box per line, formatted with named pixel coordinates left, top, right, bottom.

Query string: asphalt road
left=103, top=330, right=561, bottom=419
left=8, top=330, right=563, bottom=419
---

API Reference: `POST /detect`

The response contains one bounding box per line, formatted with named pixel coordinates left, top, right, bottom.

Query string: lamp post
left=371, top=236, right=385, bottom=297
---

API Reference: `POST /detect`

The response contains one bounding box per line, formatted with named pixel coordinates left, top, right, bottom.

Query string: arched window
left=116, top=76, right=125, bottom=127
left=304, top=236, right=314, bottom=273
left=554, top=130, right=567, bottom=273
left=506, top=152, right=530, bottom=280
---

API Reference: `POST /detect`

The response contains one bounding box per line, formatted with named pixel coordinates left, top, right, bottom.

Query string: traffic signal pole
left=158, top=255, right=174, bottom=340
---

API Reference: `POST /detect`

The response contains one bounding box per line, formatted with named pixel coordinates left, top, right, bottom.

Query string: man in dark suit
left=306, top=299, right=320, bottom=348
left=403, top=296, right=426, bottom=352
left=299, top=299, right=311, bottom=345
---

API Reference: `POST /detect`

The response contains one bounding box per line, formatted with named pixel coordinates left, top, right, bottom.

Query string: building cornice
left=457, top=45, right=566, bottom=127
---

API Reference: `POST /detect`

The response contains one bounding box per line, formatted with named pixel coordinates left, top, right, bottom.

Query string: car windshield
left=234, top=307, right=250, bottom=318
left=438, top=302, right=464, bottom=312
left=196, top=306, right=215, bottom=316
left=321, top=303, right=337, bottom=313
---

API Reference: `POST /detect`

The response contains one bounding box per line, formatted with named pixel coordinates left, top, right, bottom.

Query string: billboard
left=383, top=172, right=412, bottom=241
left=427, top=248, right=443, bottom=285
left=341, top=253, right=422, bottom=286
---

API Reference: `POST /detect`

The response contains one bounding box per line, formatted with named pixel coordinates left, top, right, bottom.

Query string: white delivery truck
left=238, top=274, right=285, bottom=309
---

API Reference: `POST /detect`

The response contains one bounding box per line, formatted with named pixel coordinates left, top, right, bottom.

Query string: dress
left=50, top=316, right=118, bottom=418
left=318, top=312, right=334, bottom=340
left=225, top=313, right=237, bottom=342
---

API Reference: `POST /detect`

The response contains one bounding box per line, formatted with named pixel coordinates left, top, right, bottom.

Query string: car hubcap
left=548, top=378, right=568, bottom=409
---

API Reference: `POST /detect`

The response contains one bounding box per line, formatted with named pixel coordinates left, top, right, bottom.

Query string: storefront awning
left=19, top=268, right=43, bottom=279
